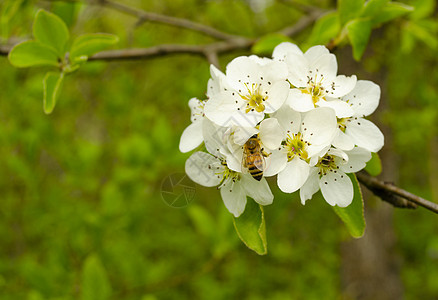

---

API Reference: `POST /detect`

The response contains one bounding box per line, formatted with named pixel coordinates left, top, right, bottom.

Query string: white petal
left=179, top=121, right=204, bottom=153
left=224, top=148, right=243, bottom=173
left=185, top=151, right=223, bottom=187
left=260, top=59, right=288, bottom=83
left=284, top=53, right=309, bottom=87
left=202, top=119, right=227, bottom=157
left=264, top=150, right=288, bottom=176
left=271, top=105, right=301, bottom=134
left=320, top=171, right=353, bottom=207
left=207, top=66, right=227, bottom=97
left=308, top=53, right=337, bottom=82
left=188, top=98, right=204, bottom=123
left=204, top=91, right=263, bottom=127
left=241, top=175, right=274, bottom=206
left=234, top=126, right=259, bottom=145
left=332, top=129, right=355, bottom=151
left=272, top=42, right=303, bottom=60
left=326, top=75, right=357, bottom=98
left=317, top=99, right=354, bottom=118
left=287, top=89, right=315, bottom=112
left=299, top=168, right=319, bottom=205
left=277, top=157, right=310, bottom=193
left=344, top=80, right=380, bottom=117
left=302, top=107, right=337, bottom=145
left=304, top=45, right=330, bottom=62
left=264, top=81, right=290, bottom=113
left=220, top=180, right=247, bottom=217
left=259, top=118, right=283, bottom=150
left=226, top=56, right=260, bottom=90
left=345, top=118, right=384, bottom=152
left=340, top=147, right=372, bottom=173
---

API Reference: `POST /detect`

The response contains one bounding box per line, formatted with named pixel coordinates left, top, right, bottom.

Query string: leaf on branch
left=333, top=173, right=366, bottom=238
left=33, top=9, right=70, bottom=56
left=360, top=0, right=389, bottom=18
left=346, top=18, right=372, bottom=61
left=70, top=33, right=119, bottom=62
left=305, top=11, right=340, bottom=48
left=365, top=152, right=382, bottom=176
left=370, top=2, right=414, bottom=26
left=8, top=40, right=60, bottom=68
left=43, top=72, right=64, bottom=114
left=81, top=254, right=112, bottom=300
left=338, top=0, right=365, bottom=26
left=252, top=33, right=292, bottom=56
left=233, top=197, right=267, bottom=255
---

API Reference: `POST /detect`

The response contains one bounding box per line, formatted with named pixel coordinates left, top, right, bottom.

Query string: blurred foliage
left=0, top=0, right=437, bottom=299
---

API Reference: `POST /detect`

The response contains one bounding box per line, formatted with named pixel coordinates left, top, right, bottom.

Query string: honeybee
left=242, top=134, right=266, bottom=181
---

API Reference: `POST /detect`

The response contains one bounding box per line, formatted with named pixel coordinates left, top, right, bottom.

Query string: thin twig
left=357, top=171, right=438, bottom=214
left=98, top=0, right=241, bottom=41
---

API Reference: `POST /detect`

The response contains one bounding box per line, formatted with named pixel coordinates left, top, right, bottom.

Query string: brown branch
left=97, top=0, right=241, bottom=41
left=356, top=171, right=438, bottom=214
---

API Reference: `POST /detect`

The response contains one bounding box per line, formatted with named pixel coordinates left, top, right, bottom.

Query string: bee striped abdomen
left=243, top=135, right=266, bottom=181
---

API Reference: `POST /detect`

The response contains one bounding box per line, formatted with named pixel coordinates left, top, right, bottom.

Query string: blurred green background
left=0, top=0, right=437, bottom=299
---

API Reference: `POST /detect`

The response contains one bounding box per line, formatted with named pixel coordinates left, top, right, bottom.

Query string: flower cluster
left=180, top=42, right=384, bottom=217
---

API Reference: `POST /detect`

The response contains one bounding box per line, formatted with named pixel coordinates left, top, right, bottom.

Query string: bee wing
left=255, top=154, right=266, bottom=172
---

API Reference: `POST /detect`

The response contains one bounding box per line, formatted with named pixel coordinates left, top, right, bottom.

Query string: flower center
left=316, top=154, right=338, bottom=176
left=301, top=72, right=327, bottom=105
left=337, top=117, right=349, bottom=132
left=284, top=133, right=309, bottom=162
left=240, top=83, right=267, bottom=113
left=218, top=160, right=240, bottom=189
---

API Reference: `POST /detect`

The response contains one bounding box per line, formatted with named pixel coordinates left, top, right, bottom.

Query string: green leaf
left=251, top=33, right=292, bottom=56
left=233, top=198, right=267, bottom=255
left=371, top=2, right=414, bottom=26
left=410, top=0, right=436, bottom=20
left=306, top=11, right=340, bottom=47
left=333, top=173, right=365, bottom=238
left=365, top=152, right=383, bottom=176
left=361, top=0, right=389, bottom=18
left=338, top=0, right=365, bottom=26
left=8, top=40, right=60, bottom=68
left=70, top=33, right=119, bottom=61
left=43, top=72, right=64, bottom=114
left=33, top=9, right=69, bottom=55
left=81, top=255, right=112, bottom=300
left=346, top=18, right=372, bottom=61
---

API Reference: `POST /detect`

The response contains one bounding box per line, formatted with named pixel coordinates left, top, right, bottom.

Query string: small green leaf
left=251, top=33, right=292, bottom=56
left=33, top=9, right=69, bottom=55
left=70, top=33, right=119, bottom=61
left=8, top=40, right=59, bottom=68
left=233, top=198, right=267, bottom=255
left=81, top=255, right=112, bottom=300
left=305, top=11, right=340, bottom=47
left=365, top=152, right=382, bottom=176
left=346, top=18, right=372, bottom=61
left=333, top=173, right=365, bottom=238
left=43, top=72, right=64, bottom=114
left=338, top=0, right=365, bottom=26
left=371, top=2, right=414, bottom=26
left=361, top=0, right=389, bottom=18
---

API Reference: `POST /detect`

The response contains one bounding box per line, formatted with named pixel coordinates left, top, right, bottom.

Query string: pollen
left=284, top=133, right=309, bottom=162
left=240, top=83, right=267, bottom=113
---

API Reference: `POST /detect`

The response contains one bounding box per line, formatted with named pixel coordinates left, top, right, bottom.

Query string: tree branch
left=356, top=171, right=438, bottom=214
left=97, top=0, right=242, bottom=41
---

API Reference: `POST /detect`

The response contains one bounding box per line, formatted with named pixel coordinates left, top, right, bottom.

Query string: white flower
left=300, top=147, right=372, bottom=207
left=204, top=56, right=290, bottom=128
left=332, top=80, right=384, bottom=152
left=185, top=151, right=273, bottom=217
left=273, top=42, right=357, bottom=118
left=179, top=98, right=206, bottom=153
left=273, top=106, right=337, bottom=193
